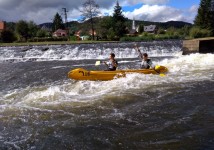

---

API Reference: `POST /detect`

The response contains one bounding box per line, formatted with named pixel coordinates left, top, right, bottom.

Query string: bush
left=36, top=30, right=47, bottom=37
left=157, top=29, right=166, bottom=34
left=190, top=27, right=211, bottom=38
left=0, top=30, right=17, bottom=43
left=70, top=36, right=78, bottom=41
left=120, top=33, right=182, bottom=42
left=28, top=37, right=68, bottom=42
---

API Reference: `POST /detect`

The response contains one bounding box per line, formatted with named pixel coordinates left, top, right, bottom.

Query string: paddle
left=134, top=44, right=166, bottom=77
left=95, top=61, right=101, bottom=66
left=95, top=61, right=109, bottom=69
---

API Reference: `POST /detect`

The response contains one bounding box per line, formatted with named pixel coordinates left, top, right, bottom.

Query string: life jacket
left=141, top=59, right=151, bottom=69
left=107, top=60, right=118, bottom=71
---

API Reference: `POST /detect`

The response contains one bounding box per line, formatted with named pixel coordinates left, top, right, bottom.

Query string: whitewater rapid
left=0, top=41, right=182, bottom=62
left=0, top=41, right=213, bottom=149
left=1, top=53, right=213, bottom=110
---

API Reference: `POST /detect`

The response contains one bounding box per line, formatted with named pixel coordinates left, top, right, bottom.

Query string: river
left=0, top=40, right=214, bottom=149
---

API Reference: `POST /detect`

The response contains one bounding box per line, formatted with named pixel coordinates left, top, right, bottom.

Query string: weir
left=0, top=40, right=182, bottom=62
left=182, top=37, right=214, bottom=55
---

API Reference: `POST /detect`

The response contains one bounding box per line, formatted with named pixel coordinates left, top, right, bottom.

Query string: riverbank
left=0, top=39, right=184, bottom=47
left=0, top=40, right=119, bottom=47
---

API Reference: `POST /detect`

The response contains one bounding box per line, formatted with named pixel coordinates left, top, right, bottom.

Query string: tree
left=52, top=12, right=65, bottom=32
left=113, top=1, right=125, bottom=22
left=16, top=20, right=29, bottom=41
left=1, top=30, right=16, bottom=43
left=194, top=0, right=214, bottom=35
left=36, top=29, right=48, bottom=37
left=138, top=24, right=145, bottom=34
left=190, top=26, right=211, bottom=38
left=6, top=22, right=16, bottom=32
left=28, top=21, right=39, bottom=38
left=80, top=0, right=100, bottom=40
left=97, top=16, right=114, bottom=40
left=112, top=0, right=127, bottom=39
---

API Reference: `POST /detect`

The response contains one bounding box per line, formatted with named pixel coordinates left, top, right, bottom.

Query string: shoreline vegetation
left=1, top=0, right=214, bottom=47
left=0, top=38, right=181, bottom=47
left=0, top=40, right=118, bottom=47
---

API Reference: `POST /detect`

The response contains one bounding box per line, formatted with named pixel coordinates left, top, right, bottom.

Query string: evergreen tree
left=52, top=13, right=65, bottom=32
left=113, top=1, right=125, bottom=22
left=194, top=0, right=214, bottom=35
left=112, top=0, right=127, bottom=39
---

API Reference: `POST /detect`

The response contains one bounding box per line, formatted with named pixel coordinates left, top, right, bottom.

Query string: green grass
left=0, top=40, right=117, bottom=47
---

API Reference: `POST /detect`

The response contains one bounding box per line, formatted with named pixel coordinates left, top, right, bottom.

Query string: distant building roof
left=129, top=29, right=138, bottom=34
left=144, top=25, right=157, bottom=32
left=75, top=30, right=82, bottom=37
left=89, top=29, right=97, bottom=36
left=0, top=21, right=6, bottom=31
left=53, top=29, right=68, bottom=37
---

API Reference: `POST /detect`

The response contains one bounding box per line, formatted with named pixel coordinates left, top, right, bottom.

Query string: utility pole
left=62, top=8, right=69, bottom=40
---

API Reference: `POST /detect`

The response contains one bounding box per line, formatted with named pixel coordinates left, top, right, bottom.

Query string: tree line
left=0, top=0, right=214, bottom=43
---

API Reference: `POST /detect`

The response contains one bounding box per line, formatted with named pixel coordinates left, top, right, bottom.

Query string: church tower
left=132, top=17, right=136, bottom=30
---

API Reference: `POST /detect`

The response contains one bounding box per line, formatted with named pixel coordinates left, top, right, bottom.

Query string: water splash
left=0, top=41, right=182, bottom=62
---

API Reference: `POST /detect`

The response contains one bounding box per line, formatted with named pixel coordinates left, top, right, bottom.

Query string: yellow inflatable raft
left=68, top=66, right=168, bottom=81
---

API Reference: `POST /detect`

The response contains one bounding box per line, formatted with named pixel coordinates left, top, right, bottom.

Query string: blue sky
left=0, top=0, right=201, bottom=24
left=168, top=0, right=200, bottom=9
left=122, top=0, right=200, bottom=10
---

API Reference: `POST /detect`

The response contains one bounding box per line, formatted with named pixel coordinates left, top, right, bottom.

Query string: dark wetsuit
left=141, top=59, right=153, bottom=69
left=106, top=60, right=118, bottom=71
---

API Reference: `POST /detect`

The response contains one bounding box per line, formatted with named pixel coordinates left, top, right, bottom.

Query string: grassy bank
left=0, top=40, right=118, bottom=47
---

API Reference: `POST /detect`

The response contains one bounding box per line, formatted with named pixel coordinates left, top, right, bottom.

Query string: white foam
left=0, top=43, right=182, bottom=62
left=0, top=53, right=213, bottom=112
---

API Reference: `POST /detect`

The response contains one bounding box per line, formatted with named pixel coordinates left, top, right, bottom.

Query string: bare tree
left=80, top=0, right=100, bottom=40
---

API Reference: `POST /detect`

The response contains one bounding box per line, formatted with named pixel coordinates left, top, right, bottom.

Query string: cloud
left=0, top=0, right=198, bottom=24
left=124, top=4, right=197, bottom=23
left=189, top=5, right=199, bottom=13
left=0, top=0, right=115, bottom=24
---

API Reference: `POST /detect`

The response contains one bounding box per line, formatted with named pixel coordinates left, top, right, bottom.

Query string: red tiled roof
left=0, top=21, right=6, bottom=30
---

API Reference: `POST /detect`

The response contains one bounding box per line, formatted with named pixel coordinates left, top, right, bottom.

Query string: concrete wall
left=182, top=37, right=214, bottom=55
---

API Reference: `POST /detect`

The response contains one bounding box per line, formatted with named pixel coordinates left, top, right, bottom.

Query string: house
left=52, top=29, right=68, bottom=37
left=74, top=30, right=82, bottom=40
left=89, top=29, right=97, bottom=37
left=0, top=21, right=6, bottom=32
left=75, top=30, right=97, bottom=40
left=80, top=35, right=90, bottom=41
left=144, top=25, right=158, bottom=34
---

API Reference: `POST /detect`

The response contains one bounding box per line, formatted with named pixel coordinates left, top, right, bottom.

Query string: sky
left=0, top=0, right=200, bottom=24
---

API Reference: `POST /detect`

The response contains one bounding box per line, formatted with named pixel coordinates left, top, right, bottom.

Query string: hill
left=39, top=17, right=192, bottom=33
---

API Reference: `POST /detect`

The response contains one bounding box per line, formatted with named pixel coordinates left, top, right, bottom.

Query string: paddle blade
left=160, top=73, right=165, bottom=77
left=95, top=61, right=101, bottom=66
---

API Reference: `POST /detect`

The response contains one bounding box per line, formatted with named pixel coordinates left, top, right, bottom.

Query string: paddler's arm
left=103, top=61, right=109, bottom=67
left=112, top=60, right=118, bottom=68
left=134, top=45, right=143, bottom=59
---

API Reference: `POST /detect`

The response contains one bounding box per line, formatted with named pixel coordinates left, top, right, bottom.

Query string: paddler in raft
left=134, top=46, right=154, bottom=69
left=103, top=53, right=118, bottom=71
